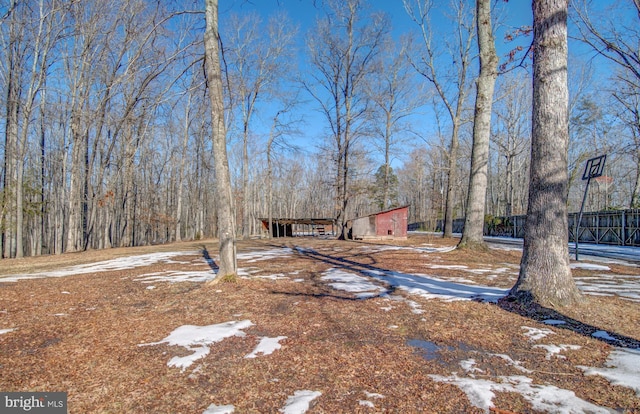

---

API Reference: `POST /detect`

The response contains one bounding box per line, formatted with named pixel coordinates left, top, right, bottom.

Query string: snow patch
left=238, top=248, right=294, bottom=263
left=533, top=344, right=581, bottom=360
left=321, top=268, right=387, bottom=298
left=139, top=320, right=254, bottom=371
left=363, top=391, right=384, bottom=399
left=279, top=390, right=322, bottom=414
left=363, top=270, right=508, bottom=303
left=429, top=374, right=610, bottom=413
left=358, top=400, right=375, bottom=408
left=136, top=270, right=216, bottom=284
left=522, top=326, right=555, bottom=341
left=570, top=263, right=611, bottom=271
left=203, top=404, right=235, bottom=414
left=460, top=359, right=484, bottom=374
left=1, top=251, right=199, bottom=282
left=579, top=348, right=640, bottom=396
left=245, top=336, right=287, bottom=359
left=490, top=354, right=532, bottom=373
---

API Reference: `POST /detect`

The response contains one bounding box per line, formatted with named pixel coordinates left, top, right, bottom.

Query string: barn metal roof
left=258, top=218, right=335, bottom=225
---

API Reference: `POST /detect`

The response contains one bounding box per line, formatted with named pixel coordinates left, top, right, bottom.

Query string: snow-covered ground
left=0, top=251, right=201, bottom=283
left=2, top=244, right=639, bottom=413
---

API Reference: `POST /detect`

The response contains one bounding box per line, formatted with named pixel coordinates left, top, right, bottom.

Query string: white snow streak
left=579, top=348, right=640, bottom=397
left=202, top=404, right=235, bottom=414
left=245, top=336, right=287, bottom=359
left=139, top=321, right=254, bottom=371
left=0, top=251, right=200, bottom=282
left=429, top=374, right=611, bottom=413
left=321, top=268, right=387, bottom=298
left=279, top=390, right=322, bottom=414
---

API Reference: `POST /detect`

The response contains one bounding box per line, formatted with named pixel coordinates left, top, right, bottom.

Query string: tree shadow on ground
left=200, top=246, right=219, bottom=273
left=497, top=295, right=640, bottom=349
left=266, top=240, right=639, bottom=349
left=271, top=244, right=505, bottom=303
left=267, top=243, right=394, bottom=301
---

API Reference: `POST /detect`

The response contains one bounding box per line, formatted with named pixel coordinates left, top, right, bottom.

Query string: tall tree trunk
left=66, top=115, right=85, bottom=253
left=384, top=111, right=392, bottom=210
left=443, top=120, right=460, bottom=237
left=459, top=0, right=498, bottom=249
left=266, top=113, right=280, bottom=239
left=506, top=153, right=514, bottom=216
left=508, top=0, right=581, bottom=307
left=38, top=84, right=46, bottom=256
left=205, top=0, right=237, bottom=279
left=120, top=145, right=135, bottom=248
left=2, top=0, right=20, bottom=258
left=632, top=151, right=640, bottom=208
left=55, top=133, right=67, bottom=255
left=628, top=120, right=640, bottom=208
left=3, top=65, right=19, bottom=259
left=242, top=123, right=250, bottom=239
left=176, top=95, right=192, bottom=243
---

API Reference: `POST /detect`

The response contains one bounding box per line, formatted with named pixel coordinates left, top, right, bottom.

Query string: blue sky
left=218, top=1, right=535, bottom=167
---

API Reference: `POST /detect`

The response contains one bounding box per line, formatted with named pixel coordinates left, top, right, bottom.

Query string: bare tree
left=508, top=0, right=582, bottom=307
left=305, top=0, right=387, bottom=239
left=368, top=37, right=422, bottom=211
left=0, top=0, right=218, bottom=257
left=174, top=65, right=207, bottom=243
left=404, top=0, right=476, bottom=238
left=0, top=0, right=62, bottom=258
left=266, top=93, right=301, bottom=238
left=205, top=0, right=237, bottom=279
left=459, top=0, right=498, bottom=249
left=613, top=89, right=640, bottom=207
left=1, top=0, right=22, bottom=258
left=572, top=0, right=640, bottom=208
left=491, top=74, right=531, bottom=217
left=572, top=0, right=640, bottom=85
left=223, top=12, right=296, bottom=239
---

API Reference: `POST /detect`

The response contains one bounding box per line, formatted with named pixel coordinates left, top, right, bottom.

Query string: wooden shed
left=349, top=206, right=409, bottom=240
left=258, top=218, right=335, bottom=238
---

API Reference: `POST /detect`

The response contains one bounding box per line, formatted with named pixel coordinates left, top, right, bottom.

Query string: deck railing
left=416, top=209, right=640, bottom=247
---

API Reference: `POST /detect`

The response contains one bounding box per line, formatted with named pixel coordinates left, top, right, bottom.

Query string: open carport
left=258, top=218, right=336, bottom=238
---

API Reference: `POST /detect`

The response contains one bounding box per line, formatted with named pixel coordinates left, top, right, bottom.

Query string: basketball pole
left=575, top=176, right=591, bottom=261
left=575, top=154, right=607, bottom=261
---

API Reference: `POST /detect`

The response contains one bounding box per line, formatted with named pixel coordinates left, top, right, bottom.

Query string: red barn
left=349, top=206, right=409, bottom=240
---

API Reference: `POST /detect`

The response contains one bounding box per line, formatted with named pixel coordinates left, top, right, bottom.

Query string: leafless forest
left=1, top=0, right=639, bottom=258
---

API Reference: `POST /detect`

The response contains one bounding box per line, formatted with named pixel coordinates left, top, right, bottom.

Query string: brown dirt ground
left=0, top=234, right=639, bottom=413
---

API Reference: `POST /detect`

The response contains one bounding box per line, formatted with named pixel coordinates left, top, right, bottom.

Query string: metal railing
left=420, top=209, right=640, bottom=247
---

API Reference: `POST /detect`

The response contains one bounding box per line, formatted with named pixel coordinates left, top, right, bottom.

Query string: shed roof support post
left=622, top=209, right=627, bottom=246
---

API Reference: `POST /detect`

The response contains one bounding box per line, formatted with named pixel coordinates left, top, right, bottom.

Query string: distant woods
left=1, top=0, right=638, bottom=258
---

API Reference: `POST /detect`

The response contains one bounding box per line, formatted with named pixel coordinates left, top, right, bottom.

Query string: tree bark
left=2, top=54, right=19, bottom=259
left=175, top=93, right=193, bottom=243
left=459, top=0, right=498, bottom=249
left=2, top=0, right=21, bottom=259
left=204, top=0, right=237, bottom=279
left=632, top=148, right=640, bottom=208
left=508, top=0, right=582, bottom=307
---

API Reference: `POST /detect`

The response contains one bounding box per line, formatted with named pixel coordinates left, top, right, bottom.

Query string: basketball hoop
left=576, top=154, right=607, bottom=261
left=582, top=154, right=606, bottom=180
